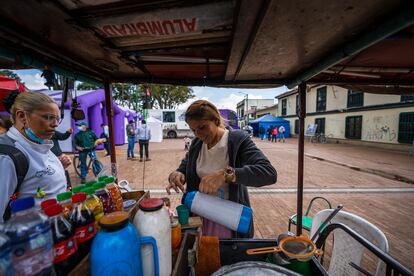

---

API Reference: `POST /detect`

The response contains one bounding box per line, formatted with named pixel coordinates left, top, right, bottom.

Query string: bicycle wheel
left=311, top=135, right=318, bottom=143
left=319, top=135, right=327, bottom=144
left=73, top=155, right=81, bottom=177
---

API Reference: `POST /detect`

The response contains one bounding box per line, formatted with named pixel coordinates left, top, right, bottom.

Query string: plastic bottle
left=134, top=198, right=171, bottom=276
left=91, top=211, right=159, bottom=276
left=105, top=176, right=123, bottom=211
left=0, top=233, right=13, bottom=276
left=40, top=198, right=58, bottom=211
left=69, top=192, right=97, bottom=260
left=93, top=182, right=114, bottom=214
left=83, top=187, right=104, bottom=224
left=4, top=197, right=55, bottom=275
left=57, top=191, right=73, bottom=219
left=72, top=186, right=85, bottom=194
left=184, top=191, right=252, bottom=234
left=44, top=203, right=78, bottom=275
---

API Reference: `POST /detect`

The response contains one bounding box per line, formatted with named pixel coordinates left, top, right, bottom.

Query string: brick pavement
left=66, top=137, right=414, bottom=271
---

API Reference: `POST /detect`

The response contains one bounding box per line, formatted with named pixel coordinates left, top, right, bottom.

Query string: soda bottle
left=57, top=191, right=73, bottom=219
left=93, top=182, right=113, bottom=214
left=44, top=204, right=78, bottom=275
left=0, top=232, right=13, bottom=276
left=69, top=193, right=96, bottom=260
left=105, top=177, right=123, bottom=212
left=4, top=197, right=54, bottom=276
left=40, top=198, right=57, bottom=211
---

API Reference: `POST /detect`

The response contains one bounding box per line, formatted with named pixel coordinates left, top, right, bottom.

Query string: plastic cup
left=176, top=205, right=189, bottom=225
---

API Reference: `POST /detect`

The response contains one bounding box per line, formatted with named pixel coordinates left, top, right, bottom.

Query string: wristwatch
left=224, top=166, right=236, bottom=183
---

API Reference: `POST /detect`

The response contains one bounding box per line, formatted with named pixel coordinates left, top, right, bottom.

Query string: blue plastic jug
left=91, top=211, right=159, bottom=276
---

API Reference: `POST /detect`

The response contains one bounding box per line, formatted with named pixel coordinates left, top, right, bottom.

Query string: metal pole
left=104, top=80, right=117, bottom=178
left=296, top=82, right=307, bottom=236
left=246, top=94, right=249, bottom=125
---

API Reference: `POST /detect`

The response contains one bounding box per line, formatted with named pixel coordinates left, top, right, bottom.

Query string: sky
left=12, top=69, right=288, bottom=111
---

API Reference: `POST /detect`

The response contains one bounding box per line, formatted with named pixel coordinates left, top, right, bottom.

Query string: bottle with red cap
left=69, top=192, right=96, bottom=260
left=44, top=203, right=78, bottom=275
left=40, top=198, right=58, bottom=211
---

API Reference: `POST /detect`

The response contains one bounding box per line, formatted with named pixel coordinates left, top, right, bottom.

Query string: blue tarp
left=249, top=114, right=291, bottom=138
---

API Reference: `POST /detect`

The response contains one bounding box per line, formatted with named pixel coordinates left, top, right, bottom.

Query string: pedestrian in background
left=278, top=125, right=286, bottom=143
left=0, top=114, right=12, bottom=134
left=184, top=135, right=191, bottom=150
left=136, top=119, right=151, bottom=162
left=126, top=120, right=137, bottom=160
left=267, top=126, right=272, bottom=141
left=271, top=127, right=278, bottom=143
left=259, top=126, right=265, bottom=140
left=100, top=123, right=110, bottom=156
left=51, top=128, right=73, bottom=189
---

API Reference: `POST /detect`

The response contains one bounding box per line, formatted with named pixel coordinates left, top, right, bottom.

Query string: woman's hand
left=58, top=154, right=72, bottom=169
left=166, top=171, right=186, bottom=195
left=199, top=170, right=225, bottom=195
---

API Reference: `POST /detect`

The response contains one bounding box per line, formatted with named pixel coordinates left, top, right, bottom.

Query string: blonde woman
left=166, top=100, right=277, bottom=238
left=0, top=91, right=68, bottom=222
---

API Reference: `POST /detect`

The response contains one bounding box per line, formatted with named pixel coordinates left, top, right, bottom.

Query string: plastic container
left=4, top=197, right=54, bottom=275
left=57, top=191, right=73, bottom=218
left=105, top=176, right=123, bottom=211
left=69, top=192, right=97, bottom=260
left=44, top=204, right=79, bottom=275
left=0, top=233, right=13, bottom=276
left=91, top=211, right=159, bottom=276
left=171, top=218, right=181, bottom=250
left=134, top=198, right=171, bottom=276
left=93, top=182, right=114, bottom=214
left=83, top=187, right=104, bottom=224
left=184, top=191, right=252, bottom=234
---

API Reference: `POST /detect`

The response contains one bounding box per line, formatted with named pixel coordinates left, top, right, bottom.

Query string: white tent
left=146, top=116, right=163, bottom=142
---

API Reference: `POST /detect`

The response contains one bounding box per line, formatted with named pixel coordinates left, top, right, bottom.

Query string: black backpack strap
left=0, top=135, right=29, bottom=221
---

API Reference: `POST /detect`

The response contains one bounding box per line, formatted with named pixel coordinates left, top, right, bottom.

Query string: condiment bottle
left=44, top=203, right=79, bottom=275
left=57, top=191, right=73, bottom=218
left=93, top=182, right=114, bottom=214
left=171, top=217, right=181, bottom=250
left=69, top=192, right=96, bottom=260
left=105, top=176, right=123, bottom=211
left=83, top=187, right=104, bottom=224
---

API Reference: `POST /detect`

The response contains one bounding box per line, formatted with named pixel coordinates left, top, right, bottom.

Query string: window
left=316, top=87, right=327, bottom=112
left=398, top=112, right=414, bottom=144
left=345, top=116, right=363, bottom=139
left=314, top=118, right=325, bottom=134
left=281, top=99, right=287, bottom=116
left=162, top=111, right=175, bottom=123
left=294, top=119, right=299, bottom=134
left=347, top=90, right=364, bottom=108
left=401, top=95, right=414, bottom=102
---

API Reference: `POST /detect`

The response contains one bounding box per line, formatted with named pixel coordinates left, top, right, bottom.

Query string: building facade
left=276, top=85, right=414, bottom=146
left=254, top=104, right=278, bottom=119
left=236, top=98, right=275, bottom=127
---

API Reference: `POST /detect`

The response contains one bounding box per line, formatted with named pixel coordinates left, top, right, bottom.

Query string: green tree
left=138, top=84, right=194, bottom=109
left=76, top=81, right=101, bottom=91
left=0, top=70, right=22, bottom=83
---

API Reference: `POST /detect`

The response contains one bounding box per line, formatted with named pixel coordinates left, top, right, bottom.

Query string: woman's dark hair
left=0, top=114, right=12, bottom=130
left=129, top=120, right=134, bottom=124
left=141, top=119, right=146, bottom=124
left=185, top=100, right=224, bottom=127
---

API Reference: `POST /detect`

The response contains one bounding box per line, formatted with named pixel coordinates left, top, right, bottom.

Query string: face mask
left=24, top=113, right=45, bottom=144
left=78, top=126, right=84, bottom=131
left=25, top=128, right=45, bottom=144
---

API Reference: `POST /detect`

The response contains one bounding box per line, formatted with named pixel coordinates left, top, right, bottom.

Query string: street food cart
left=0, top=1, right=413, bottom=275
